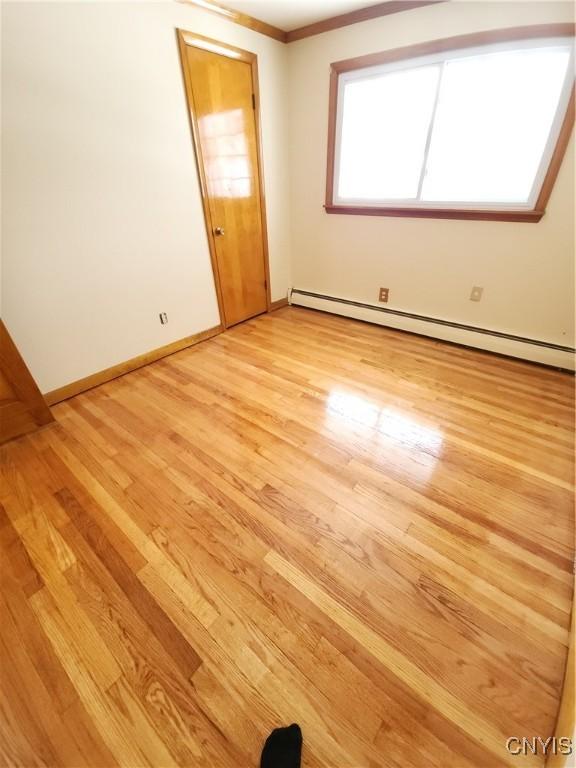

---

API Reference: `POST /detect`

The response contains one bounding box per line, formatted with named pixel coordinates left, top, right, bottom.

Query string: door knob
left=214, top=226, right=225, bottom=236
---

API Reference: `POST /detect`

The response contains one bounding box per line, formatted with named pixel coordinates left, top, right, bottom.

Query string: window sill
left=324, top=205, right=544, bottom=223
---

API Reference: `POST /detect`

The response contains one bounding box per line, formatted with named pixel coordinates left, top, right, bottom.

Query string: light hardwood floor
left=1, top=307, right=574, bottom=768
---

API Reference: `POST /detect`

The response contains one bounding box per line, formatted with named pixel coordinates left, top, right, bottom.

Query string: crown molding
left=286, top=1, right=444, bottom=42
left=179, top=0, right=445, bottom=44
left=178, top=0, right=287, bottom=42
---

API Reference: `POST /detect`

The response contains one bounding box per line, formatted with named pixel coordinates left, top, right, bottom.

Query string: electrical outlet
left=470, top=286, right=483, bottom=302
left=379, top=287, right=389, bottom=303
left=159, top=312, right=168, bottom=324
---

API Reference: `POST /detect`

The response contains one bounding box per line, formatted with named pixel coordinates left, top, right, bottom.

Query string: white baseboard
left=291, top=289, right=575, bottom=371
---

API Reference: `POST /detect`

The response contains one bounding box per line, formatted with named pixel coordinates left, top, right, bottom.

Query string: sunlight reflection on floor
left=325, top=389, right=444, bottom=458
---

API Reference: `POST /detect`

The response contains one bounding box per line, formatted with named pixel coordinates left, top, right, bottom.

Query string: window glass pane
left=421, top=46, right=571, bottom=204
left=337, top=65, right=440, bottom=201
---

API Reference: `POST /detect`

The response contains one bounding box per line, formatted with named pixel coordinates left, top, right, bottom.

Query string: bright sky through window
left=334, top=39, right=573, bottom=211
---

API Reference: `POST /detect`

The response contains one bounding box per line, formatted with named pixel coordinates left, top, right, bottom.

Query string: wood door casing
left=178, top=32, right=270, bottom=328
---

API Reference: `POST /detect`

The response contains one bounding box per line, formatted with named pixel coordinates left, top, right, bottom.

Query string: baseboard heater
left=290, top=288, right=575, bottom=369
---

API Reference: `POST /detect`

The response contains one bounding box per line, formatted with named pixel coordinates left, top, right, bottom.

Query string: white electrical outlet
left=470, top=287, right=483, bottom=302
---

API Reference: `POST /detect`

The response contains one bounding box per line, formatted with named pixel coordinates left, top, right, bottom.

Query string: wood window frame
left=325, top=24, right=576, bottom=223
left=176, top=30, right=273, bottom=325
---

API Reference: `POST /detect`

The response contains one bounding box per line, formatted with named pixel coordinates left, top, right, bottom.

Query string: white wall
left=287, top=1, right=575, bottom=367
left=3, top=1, right=574, bottom=390
left=1, top=0, right=291, bottom=393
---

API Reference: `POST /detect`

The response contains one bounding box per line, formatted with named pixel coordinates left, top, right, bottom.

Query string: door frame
left=176, top=29, right=272, bottom=328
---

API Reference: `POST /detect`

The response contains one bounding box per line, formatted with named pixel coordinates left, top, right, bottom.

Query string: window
left=326, top=26, right=575, bottom=221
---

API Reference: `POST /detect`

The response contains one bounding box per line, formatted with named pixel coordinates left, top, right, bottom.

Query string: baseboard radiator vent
left=290, top=288, right=575, bottom=370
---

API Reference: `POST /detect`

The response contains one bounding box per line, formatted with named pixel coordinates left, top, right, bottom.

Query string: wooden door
left=178, top=32, right=270, bottom=328
left=0, top=320, right=53, bottom=445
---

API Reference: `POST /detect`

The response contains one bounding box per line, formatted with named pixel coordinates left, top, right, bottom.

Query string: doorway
left=177, top=31, right=271, bottom=328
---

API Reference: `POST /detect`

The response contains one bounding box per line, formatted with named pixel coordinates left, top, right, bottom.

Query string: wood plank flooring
left=1, top=306, right=574, bottom=767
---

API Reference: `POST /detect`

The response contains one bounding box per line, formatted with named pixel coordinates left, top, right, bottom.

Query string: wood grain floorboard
left=0, top=307, right=573, bottom=767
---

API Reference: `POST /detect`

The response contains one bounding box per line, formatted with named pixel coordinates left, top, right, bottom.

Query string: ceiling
left=222, top=0, right=389, bottom=31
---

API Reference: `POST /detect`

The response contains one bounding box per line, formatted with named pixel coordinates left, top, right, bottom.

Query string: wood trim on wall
left=249, top=47, right=273, bottom=313
left=325, top=24, right=576, bottom=223
left=178, top=0, right=287, bottom=43
left=324, top=206, right=545, bottom=223
left=325, top=67, right=339, bottom=212
left=329, top=23, right=576, bottom=73
left=269, top=297, right=289, bottom=311
left=286, top=1, right=444, bottom=43
left=176, top=30, right=272, bottom=325
left=44, top=325, right=222, bottom=406
left=536, top=86, right=576, bottom=212
left=178, top=0, right=446, bottom=44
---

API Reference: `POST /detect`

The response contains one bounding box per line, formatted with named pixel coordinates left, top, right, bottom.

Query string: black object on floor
left=260, top=724, right=302, bottom=768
